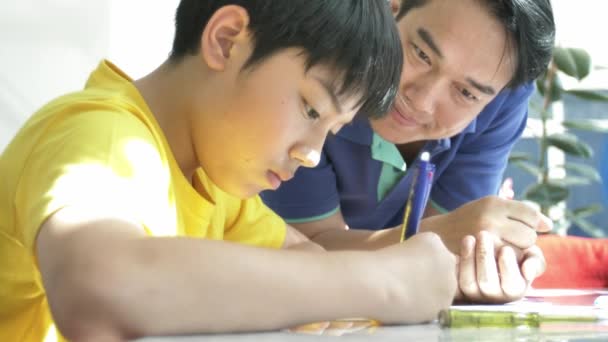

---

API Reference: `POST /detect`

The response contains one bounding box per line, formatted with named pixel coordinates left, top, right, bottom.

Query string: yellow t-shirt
left=0, top=60, right=286, bottom=341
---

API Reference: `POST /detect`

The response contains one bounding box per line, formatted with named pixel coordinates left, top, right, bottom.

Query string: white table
left=137, top=322, right=608, bottom=341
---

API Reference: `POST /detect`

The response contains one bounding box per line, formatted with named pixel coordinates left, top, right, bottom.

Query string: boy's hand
left=373, top=232, right=457, bottom=324
left=456, top=231, right=546, bottom=303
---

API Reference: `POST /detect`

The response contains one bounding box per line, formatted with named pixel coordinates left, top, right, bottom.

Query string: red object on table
left=533, top=235, right=608, bottom=289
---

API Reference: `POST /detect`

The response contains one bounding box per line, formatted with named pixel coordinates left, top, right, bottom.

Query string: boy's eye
left=304, top=102, right=321, bottom=120
left=412, top=43, right=431, bottom=65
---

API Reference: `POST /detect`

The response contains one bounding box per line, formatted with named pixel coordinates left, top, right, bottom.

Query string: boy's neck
left=133, top=59, right=203, bottom=183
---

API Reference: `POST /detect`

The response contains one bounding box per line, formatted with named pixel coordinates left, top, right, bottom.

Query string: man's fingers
left=536, top=213, right=553, bottom=233
left=497, top=246, right=527, bottom=299
left=500, top=220, right=538, bottom=249
left=503, top=199, right=553, bottom=232
left=476, top=231, right=502, bottom=300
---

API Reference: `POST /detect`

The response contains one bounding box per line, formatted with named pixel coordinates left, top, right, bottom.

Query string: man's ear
left=390, top=0, right=401, bottom=17
left=201, top=5, right=250, bottom=71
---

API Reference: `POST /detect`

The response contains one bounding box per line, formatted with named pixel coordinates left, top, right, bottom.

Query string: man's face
left=193, top=48, right=359, bottom=198
left=372, top=0, right=516, bottom=144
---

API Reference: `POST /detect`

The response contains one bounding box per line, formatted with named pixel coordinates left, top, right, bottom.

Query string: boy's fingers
left=521, top=246, right=546, bottom=282
left=458, top=235, right=480, bottom=300
left=497, top=246, right=527, bottom=299
left=476, top=231, right=502, bottom=300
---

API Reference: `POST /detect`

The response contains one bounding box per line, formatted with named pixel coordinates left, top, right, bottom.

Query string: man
left=263, top=0, right=556, bottom=303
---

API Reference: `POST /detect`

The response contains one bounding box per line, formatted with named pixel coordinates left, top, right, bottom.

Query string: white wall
left=1, top=0, right=606, bottom=150
left=0, top=0, right=178, bottom=149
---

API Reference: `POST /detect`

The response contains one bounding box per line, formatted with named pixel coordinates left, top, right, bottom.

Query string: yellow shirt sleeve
left=15, top=110, right=170, bottom=251
left=222, top=195, right=286, bottom=249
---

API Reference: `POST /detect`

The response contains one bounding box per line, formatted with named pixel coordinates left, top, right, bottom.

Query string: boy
left=262, top=0, right=556, bottom=303
left=0, top=1, right=461, bottom=341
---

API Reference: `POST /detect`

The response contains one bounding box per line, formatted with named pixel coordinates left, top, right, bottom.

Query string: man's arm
left=283, top=224, right=326, bottom=251
left=291, top=195, right=552, bottom=253
left=289, top=210, right=400, bottom=251
left=37, top=206, right=456, bottom=340
left=289, top=199, right=551, bottom=305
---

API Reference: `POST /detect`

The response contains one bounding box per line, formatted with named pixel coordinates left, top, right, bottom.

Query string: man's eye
left=461, top=88, right=478, bottom=101
left=412, top=43, right=431, bottom=65
left=304, top=102, right=320, bottom=120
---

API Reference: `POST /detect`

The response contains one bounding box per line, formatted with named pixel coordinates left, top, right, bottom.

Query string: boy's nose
left=290, top=147, right=321, bottom=168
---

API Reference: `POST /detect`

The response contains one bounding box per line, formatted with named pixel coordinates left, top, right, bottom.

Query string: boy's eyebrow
left=313, top=76, right=343, bottom=114
left=417, top=28, right=443, bottom=58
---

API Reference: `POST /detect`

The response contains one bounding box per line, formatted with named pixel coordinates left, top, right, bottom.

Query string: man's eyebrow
left=313, top=76, right=343, bottom=114
left=466, top=77, right=496, bottom=96
left=417, top=28, right=443, bottom=58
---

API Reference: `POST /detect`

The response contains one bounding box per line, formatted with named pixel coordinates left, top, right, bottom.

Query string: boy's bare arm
left=37, top=206, right=456, bottom=340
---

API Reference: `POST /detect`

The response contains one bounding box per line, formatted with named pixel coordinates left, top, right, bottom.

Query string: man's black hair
left=396, top=0, right=556, bottom=88
left=171, top=0, right=403, bottom=118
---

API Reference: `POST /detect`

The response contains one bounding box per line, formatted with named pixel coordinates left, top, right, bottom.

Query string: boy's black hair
left=171, top=0, right=403, bottom=119
left=396, top=0, right=556, bottom=89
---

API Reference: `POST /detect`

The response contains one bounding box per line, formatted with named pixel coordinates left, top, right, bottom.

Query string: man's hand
left=422, top=196, right=553, bottom=255
left=455, top=231, right=546, bottom=303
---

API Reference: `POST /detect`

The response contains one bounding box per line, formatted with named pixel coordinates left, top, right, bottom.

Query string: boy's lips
left=266, top=170, right=294, bottom=190
left=266, top=171, right=282, bottom=190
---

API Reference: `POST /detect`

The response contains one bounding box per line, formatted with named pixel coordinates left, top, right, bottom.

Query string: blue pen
left=400, top=151, right=435, bottom=242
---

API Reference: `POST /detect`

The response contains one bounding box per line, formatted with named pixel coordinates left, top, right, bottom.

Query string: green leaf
left=553, top=47, right=592, bottom=80
left=563, top=119, right=608, bottom=133
left=513, top=161, right=543, bottom=178
left=552, top=176, right=591, bottom=187
left=552, top=219, right=571, bottom=235
left=536, top=73, right=563, bottom=102
left=546, top=133, right=593, bottom=158
left=562, top=162, right=602, bottom=182
left=523, top=183, right=569, bottom=207
left=508, top=152, right=532, bottom=163
left=568, top=217, right=606, bottom=238
left=565, top=89, right=608, bottom=102
left=569, top=204, right=603, bottom=219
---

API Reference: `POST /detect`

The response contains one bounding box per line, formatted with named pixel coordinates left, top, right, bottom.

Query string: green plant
left=509, top=47, right=608, bottom=237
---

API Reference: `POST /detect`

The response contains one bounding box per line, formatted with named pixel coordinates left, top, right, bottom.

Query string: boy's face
left=194, top=48, right=359, bottom=198
left=371, top=0, right=516, bottom=144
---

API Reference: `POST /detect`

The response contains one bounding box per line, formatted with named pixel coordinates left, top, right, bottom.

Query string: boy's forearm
left=46, top=233, right=385, bottom=339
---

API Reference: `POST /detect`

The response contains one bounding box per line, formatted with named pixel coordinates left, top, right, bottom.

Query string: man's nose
left=404, top=74, right=442, bottom=116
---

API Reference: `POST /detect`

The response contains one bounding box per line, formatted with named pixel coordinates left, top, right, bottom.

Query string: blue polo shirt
left=261, top=83, right=534, bottom=230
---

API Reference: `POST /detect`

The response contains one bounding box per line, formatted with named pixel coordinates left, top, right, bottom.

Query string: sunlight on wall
left=553, top=0, right=608, bottom=90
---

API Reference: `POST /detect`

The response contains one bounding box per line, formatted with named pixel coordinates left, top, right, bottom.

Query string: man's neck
left=397, top=141, right=427, bottom=166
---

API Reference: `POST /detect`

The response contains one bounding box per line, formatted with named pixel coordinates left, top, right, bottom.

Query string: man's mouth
left=390, top=105, right=419, bottom=127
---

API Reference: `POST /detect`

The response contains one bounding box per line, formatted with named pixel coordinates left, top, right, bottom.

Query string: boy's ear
left=201, top=5, right=250, bottom=71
